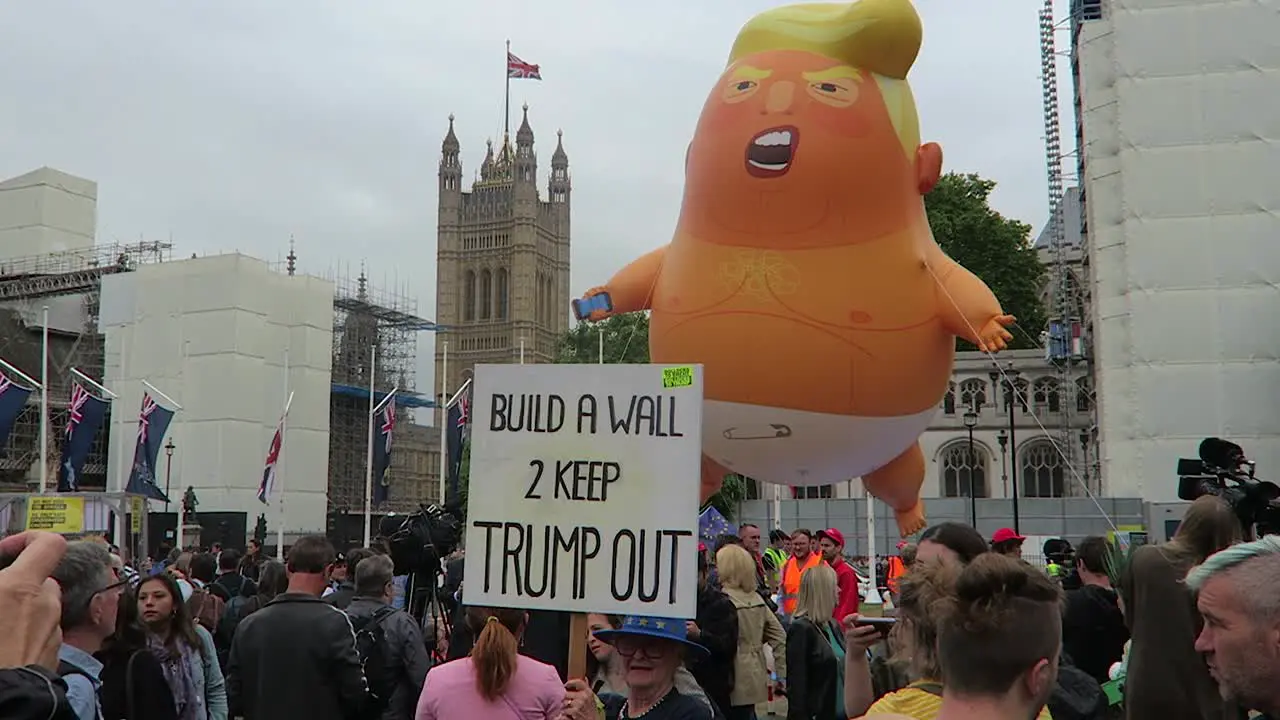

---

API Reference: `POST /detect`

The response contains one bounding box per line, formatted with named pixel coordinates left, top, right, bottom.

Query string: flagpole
left=519, top=337, right=525, bottom=365
left=504, top=39, right=511, bottom=140
left=363, top=344, right=377, bottom=548
left=438, top=341, right=448, bottom=506
left=39, top=306, right=49, bottom=494
left=598, top=326, right=604, bottom=365
left=114, top=337, right=128, bottom=547
left=277, top=349, right=289, bottom=560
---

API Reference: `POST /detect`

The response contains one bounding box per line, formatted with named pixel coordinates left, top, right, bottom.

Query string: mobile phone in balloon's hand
left=572, top=293, right=613, bottom=321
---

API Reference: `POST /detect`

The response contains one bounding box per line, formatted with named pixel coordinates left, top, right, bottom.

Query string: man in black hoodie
left=227, top=535, right=367, bottom=720
left=1061, top=535, right=1129, bottom=683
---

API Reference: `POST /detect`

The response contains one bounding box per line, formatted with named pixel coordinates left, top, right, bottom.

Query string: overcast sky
left=0, top=0, right=1075, bottom=403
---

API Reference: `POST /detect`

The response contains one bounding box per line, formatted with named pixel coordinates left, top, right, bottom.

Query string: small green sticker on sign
left=662, top=366, right=694, bottom=388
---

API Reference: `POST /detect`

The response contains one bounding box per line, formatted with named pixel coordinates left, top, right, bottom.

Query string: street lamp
left=997, top=429, right=1009, bottom=497
left=962, top=409, right=979, bottom=527
left=164, top=439, right=176, bottom=513
left=990, top=363, right=1022, bottom=534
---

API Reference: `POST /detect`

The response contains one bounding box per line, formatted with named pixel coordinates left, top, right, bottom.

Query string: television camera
left=378, top=503, right=462, bottom=624
left=1178, top=438, right=1280, bottom=536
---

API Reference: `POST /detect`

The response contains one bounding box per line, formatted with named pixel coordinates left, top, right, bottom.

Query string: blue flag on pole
left=0, top=370, right=34, bottom=451
left=445, top=390, right=470, bottom=505
left=58, top=383, right=109, bottom=492
left=372, top=398, right=395, bottom=506
left=698, top=506, right=733, bottom=544
left=126, top=393, right=173, bottom=502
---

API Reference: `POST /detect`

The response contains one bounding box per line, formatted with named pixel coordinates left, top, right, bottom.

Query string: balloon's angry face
left=684, top=49, right=917, bottom=246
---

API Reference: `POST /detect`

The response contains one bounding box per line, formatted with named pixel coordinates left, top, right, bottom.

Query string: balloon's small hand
left=976, top=315, right=1016, bottom=353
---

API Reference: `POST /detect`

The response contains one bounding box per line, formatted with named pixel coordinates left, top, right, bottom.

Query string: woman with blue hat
left=591, top=615, right=717, bottom=719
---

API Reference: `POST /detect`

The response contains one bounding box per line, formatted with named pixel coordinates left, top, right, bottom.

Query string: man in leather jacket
left=226, top=535, right=367, bottom=720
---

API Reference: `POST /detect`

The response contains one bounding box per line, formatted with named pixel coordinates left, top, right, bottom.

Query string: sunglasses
left=613, top=638, right=671, bottom=660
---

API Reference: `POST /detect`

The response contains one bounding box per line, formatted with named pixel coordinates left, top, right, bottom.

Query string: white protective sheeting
left=98, top=254, right=335, bottom=533
left=1080, top=0, right=1280, bottom=501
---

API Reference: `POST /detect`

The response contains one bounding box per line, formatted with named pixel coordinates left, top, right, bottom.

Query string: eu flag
left=58, top=383, right=109, bottom=492
left=445, top=391, right=470, bottom=506
left=698, top=506, right=733, bottom=544
left=0, top=371, right=34, bottom=451
left=126, top=393, right=173, bottom=502
left=372, top=398, right=396, bottom=506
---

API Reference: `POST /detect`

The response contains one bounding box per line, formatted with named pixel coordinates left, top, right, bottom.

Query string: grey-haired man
left=51, top=541, right=128, bottom=720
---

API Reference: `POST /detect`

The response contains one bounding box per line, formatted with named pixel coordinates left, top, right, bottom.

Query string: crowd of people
left=0, top=495, right=1278, bottom=720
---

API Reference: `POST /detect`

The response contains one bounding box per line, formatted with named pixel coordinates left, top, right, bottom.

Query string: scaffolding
left=0, top=242, right=171, bottom=490
left=324, top=267, right=440, bottom=515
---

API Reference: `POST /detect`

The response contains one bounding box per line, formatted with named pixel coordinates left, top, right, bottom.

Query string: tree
left=707, top=474, right=748, bottom=521
left=556, top=313, right=650, bottom=364
left=925, top=172, right=1048, bottom=351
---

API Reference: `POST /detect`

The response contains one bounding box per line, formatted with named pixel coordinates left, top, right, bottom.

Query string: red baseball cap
left=816, top=528, right=845, bottom=547
left=991, top=528, right=1026, bottom=544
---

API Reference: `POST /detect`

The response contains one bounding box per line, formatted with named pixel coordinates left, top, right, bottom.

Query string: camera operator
left=0, top=531, right=78, bottom=719
left=1187, top=535, right=1280, bottom=720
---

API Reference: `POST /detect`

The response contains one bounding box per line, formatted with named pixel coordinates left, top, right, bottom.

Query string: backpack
left=351, top=606, right=398, bottom=717
left=188, top=586, right=225, bottom=635
left=215, top=594, right=253, bottom=669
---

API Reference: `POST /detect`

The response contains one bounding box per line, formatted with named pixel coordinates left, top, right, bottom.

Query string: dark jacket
left=0, top=666, right=77, bottom=720
left=689, top=583, right=739, bottom=717
left=1062, top=583, right=1128, bottom=684
left=345, top=597, right=432, bottom=720
left=448, top=605, right=572, bottom=680
left=785, top=617, right=843, bottom=720
left=325, top=581, right=358, bottom=610
left=226, top=592, right=368, bottom=720
left=209, top=573, right=257, bottom=601
left=96, top=646, right=178, bottom=720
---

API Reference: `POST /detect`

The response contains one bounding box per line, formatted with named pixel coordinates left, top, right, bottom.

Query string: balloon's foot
left=894, top=504, right=927, bottom=537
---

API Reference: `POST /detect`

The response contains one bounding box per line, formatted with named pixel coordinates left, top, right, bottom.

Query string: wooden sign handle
left=567, top=613, right=589, bottom=679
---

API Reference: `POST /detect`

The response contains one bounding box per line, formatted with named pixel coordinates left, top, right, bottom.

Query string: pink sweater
left=415, top=655, right=565, bottom=720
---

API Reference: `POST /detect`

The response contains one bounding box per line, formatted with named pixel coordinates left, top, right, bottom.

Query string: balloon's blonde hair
left=728, top=0, right=923, bottom=157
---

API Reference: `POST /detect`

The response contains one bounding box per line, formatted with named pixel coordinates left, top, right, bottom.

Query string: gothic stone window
left=1013, top=377, right=1030, bottom=413
left=495, top=267, right=510, bottom=320
left=1076, top=377, right=1092, bottom=413
left=463, top=271, right=476, bottom=322
left=941, top=442, right=988, bottom=498
left=959, top=379, right=987, bottom=411
left=480, top=269, right=492, bottom=320
left=943, top=382, right=956, bottom=415
left=1020, top=439, right=1066, bottom=498
left=1033, top=377, right=1061, bottom=413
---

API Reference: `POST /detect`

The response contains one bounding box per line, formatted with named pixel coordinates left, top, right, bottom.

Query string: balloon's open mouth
left=745, top=126, right=799, bottom=178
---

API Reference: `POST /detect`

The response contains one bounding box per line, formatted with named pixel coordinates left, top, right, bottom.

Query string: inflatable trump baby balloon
left=576, top=0, right=1014, bottom=536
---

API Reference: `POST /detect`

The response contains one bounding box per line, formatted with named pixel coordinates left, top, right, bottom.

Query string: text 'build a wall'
left=462, top=363, right=703, bottom=618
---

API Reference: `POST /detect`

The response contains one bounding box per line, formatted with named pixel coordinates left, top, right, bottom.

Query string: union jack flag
left=67, top=384, right=90, bottom=437
left=457, top=392, right=470, bottom=429
left=257, top=420, right=284, bottom=505
left=137, top=393, right=158, bottom=444
left=381, top=399, right=396, bottom=453
left=507, top=51, right=542, bottom=80
left=126, top=392, right=174, bottom=501
left=57, top=382, right=109, bottom=492
left=373, top=398, right=396, bottom=506
left=0, top=370, right=34, bottom=453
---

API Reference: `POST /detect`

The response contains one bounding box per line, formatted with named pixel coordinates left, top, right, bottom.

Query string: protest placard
left=462, top=363, right=703, bottom=618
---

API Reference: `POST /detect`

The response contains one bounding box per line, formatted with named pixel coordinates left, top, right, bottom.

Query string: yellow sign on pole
left=131, top=497, right=144, bottom=533
left=26, top=497, right=85, bottom=534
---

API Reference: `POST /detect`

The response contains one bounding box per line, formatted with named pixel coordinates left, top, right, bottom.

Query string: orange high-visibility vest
left=780, top=553, right=823, bottom=615
left=886, top=556, right=907, bottom=595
